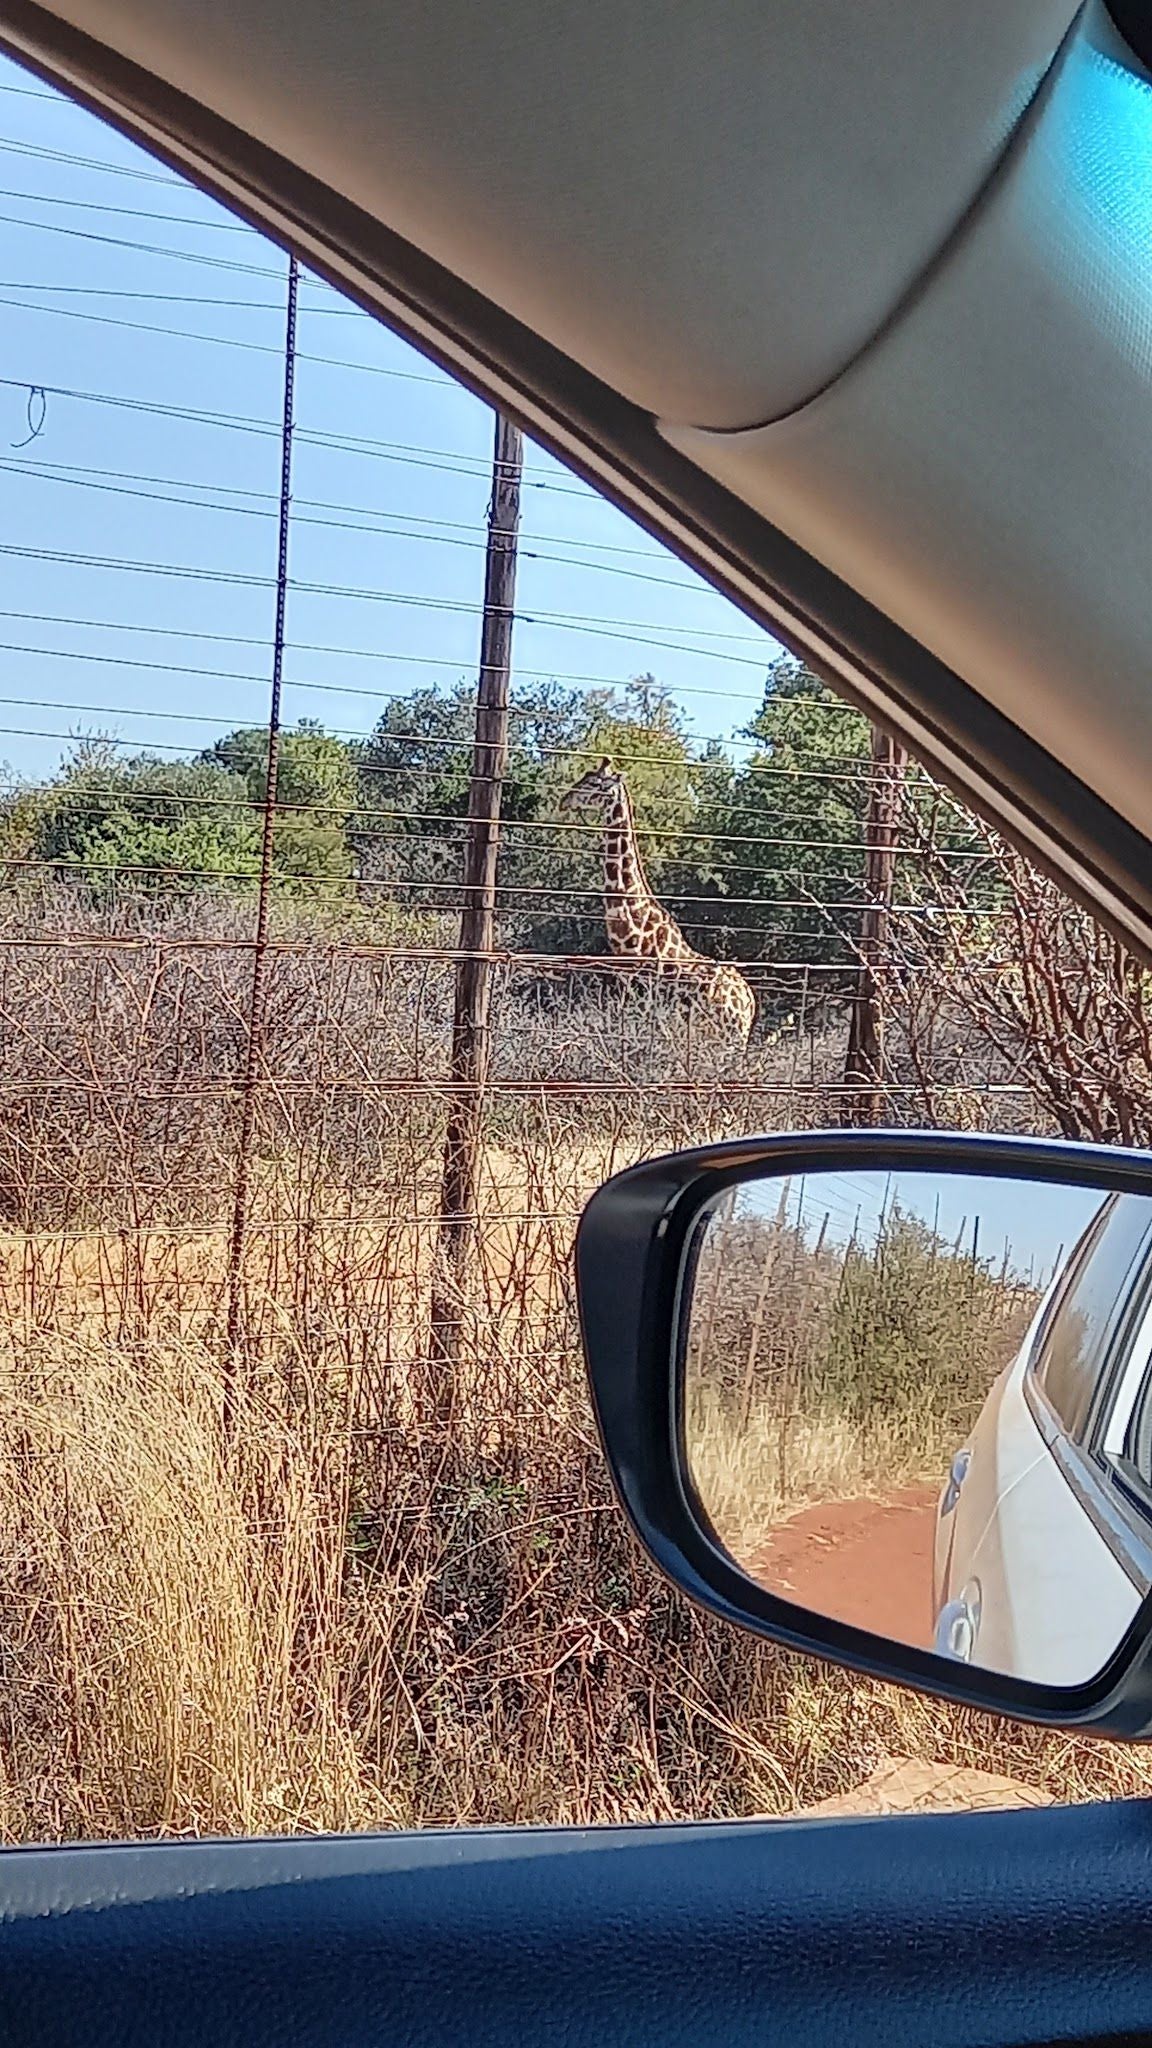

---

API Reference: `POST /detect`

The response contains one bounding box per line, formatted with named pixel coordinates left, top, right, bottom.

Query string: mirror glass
left=682, top=1168, right=1152, bottom=1688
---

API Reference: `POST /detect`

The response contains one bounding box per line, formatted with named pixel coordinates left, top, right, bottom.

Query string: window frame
left=1027, top=1196, right=1152, bottom=1443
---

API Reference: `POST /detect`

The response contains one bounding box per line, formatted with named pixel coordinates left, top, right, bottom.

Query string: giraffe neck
left=602, top=787, right=650, bottom=914
left=602, top=786, right=688, bottom=958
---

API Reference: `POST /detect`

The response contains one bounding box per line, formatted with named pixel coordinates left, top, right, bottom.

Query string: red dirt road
left=746, top=1486, right=938, bottom=1648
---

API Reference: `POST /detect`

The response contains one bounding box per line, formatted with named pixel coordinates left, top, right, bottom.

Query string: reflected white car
left=933, top=1192, right=1152, bottom=1689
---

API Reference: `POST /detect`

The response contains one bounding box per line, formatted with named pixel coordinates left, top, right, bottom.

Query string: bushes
left=684, top=1195, right=1036, bottom=1557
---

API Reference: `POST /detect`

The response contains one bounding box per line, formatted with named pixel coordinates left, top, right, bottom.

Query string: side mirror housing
left=576, top=1130, right=1152, bottom=1737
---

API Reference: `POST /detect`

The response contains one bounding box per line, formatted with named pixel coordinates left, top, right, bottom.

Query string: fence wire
left=0, top=94, right=1067, bottom=1396
left=6, top=59, right=1152, bottom=1849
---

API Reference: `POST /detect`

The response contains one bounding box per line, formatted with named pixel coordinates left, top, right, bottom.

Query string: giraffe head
left=558, top=756, right=626, bottom=816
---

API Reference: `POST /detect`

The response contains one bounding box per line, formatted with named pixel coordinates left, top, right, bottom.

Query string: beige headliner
left=667, top=6, right=1152, bottom=847
left=9, top=0, right=1076, bottom=427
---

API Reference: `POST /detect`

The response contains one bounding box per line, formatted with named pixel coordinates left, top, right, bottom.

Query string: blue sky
left=740, top=1170, right=1109, bottom=1291
left=0, top=54, right=787, bottom=789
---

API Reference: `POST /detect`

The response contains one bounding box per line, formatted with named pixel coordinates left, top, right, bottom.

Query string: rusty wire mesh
left=0, top=65, right=1144, bottom=1846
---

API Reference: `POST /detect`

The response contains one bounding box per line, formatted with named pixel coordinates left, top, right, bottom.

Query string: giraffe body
left=560, top=760, right=756, bottom=1045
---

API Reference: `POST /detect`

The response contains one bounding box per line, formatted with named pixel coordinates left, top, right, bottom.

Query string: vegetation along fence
left=1, top=60, right=1151, bottom=1842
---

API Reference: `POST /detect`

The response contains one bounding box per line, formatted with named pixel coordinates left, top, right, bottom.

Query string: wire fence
left=1, top=60, right=1150, bottom=1846
left=0, top=104, right=1055, bottom=1283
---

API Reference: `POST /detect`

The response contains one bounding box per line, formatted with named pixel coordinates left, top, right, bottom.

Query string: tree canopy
left=2, top=664, right=975, bottom=1011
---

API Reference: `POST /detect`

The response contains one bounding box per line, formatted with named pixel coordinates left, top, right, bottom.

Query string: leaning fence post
left=429, top=411, right=523, bottom=1402
left=844, top=723, right=907, bottom=1125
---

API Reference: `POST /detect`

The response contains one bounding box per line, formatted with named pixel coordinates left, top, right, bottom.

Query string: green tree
left=31, top=738, right=260, bottom=895
left=353, top=677, right=588, bottom=931
left=0, top=764, right=45, bottom=885
left=202, top=720, right=356, bottom=889
left=690, top=659, right=871, bottom=974
left=356, top=679, right=586, bottom=831
left=690, top=658, right=994, bottom=1017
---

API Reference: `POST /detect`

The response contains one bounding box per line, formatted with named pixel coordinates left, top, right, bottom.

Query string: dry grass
left=0, top=1190, right=1151, bottom=1847
left=0, top=897, right=1147, bottom=1839
left=687, top=1398, right=934, bottom=1563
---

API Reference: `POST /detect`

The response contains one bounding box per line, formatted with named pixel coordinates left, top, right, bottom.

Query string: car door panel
left=2, top=1804, right=1152, bottom=2048
left=965, top=1430, right=1141, bottom=1688
left=941, top=1342, right=1142, bottom=1686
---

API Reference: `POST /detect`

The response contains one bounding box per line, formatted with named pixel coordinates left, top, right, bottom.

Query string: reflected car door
left=939, top=1196, right=1152, bottom=1684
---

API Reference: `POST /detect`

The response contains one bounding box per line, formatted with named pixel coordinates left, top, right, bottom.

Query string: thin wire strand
left=0, top=537, right=772, bottom=655
left=0, top=932, right=905, bottom=971
left=0, top=294, right=466, bottom=383
left=0, top=278, right=361, bottom=313
left=0, top=774, right=978, bottom=863
left=0, top=373, right=600, bottom=496
left=0, top=135, right=189, bottom=185
left=0, top=676, right=932, bottom=786
left=0, top=452, right=676, bottom=561
left=0, top=206, right=290, bottom=274
left=0, top=181, right=256, bottom=232
left=0, top=452, right=752, bottom=595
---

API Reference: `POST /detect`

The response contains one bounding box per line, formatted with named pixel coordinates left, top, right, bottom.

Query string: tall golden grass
left=0, top=902, right=1146, bottom=1838
left=0, top=1180, right=1150, bottom=1846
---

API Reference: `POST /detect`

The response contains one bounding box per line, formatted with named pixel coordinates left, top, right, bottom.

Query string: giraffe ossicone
left=559, top=757, right=756, bottom=1046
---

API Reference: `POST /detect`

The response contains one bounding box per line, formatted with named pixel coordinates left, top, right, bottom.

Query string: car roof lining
left=2, top=0, right=1152, bottom=967
left=0, top=0, right=1079, bottom=432
left=663, top=6, right=1152, bottom=873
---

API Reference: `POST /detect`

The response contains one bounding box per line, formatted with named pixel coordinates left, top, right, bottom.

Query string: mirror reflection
left=682, top=1168, right=1152, bottom=1688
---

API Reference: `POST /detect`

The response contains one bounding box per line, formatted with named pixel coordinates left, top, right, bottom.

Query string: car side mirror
left=576, top=1131, right=1152, bottom=1737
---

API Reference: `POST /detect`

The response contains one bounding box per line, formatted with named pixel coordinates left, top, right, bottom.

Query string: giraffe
left=560, top=758, right=756, bottom=1045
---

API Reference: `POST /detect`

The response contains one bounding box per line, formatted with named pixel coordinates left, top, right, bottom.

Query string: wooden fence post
left=429, top=411, right=524, bottom=1398
left=844, top=724, right=907, bottom=1124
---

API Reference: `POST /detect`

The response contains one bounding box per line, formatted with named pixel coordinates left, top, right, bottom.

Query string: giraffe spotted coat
left=559, top=758, right=756, bottom=1045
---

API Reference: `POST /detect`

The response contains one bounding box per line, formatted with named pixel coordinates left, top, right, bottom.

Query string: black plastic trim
left=1107, top=1, right=1152, bottom=71
left=3, top=2, right=1152, bottom=967
left=576, top=1128, right=1152, bottom=1735
left=7, top=1806, right=1152, bottom=2048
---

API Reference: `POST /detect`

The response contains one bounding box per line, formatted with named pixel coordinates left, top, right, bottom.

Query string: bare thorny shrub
left=884, top=804, right=1152, bottom=1143
left=0, top=886, right=1150, bottom=1839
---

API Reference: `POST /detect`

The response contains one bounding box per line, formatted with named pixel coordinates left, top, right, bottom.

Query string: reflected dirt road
left=746, top=1486, right=938, bottom=1648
